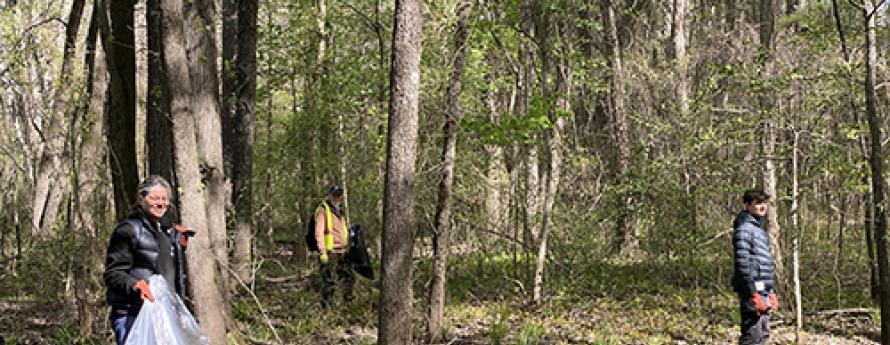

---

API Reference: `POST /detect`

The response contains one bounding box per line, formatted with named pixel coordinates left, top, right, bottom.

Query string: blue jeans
left=111, top=312, right=137, bottom=345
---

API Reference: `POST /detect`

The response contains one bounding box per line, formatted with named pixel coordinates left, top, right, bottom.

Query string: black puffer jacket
left=731, top=210, right=775, bottom=297
left=103, top=206, right=185, bottom=312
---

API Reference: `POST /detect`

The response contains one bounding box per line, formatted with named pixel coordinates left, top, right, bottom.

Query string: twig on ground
left=215, top=255, right=283, bottom=344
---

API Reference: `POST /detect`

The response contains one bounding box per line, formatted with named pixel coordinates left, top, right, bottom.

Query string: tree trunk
left=861, top=1, right=890, bottom=343
left=601, top=0, right=637, bottom=257
left=379, top=0, right=423, bottom=343
left=831, top=0, right=878, bottom=299
left=791, top=130, right=802, bottom=343
left=158, top=0, right=228, bottom=342
left=102, top=0, right=139, bottom=221
left=73, top=7, right=106, bottom=336
left=146, top=0, right=178, bottom=216
left=758, top=0, right=785, bottom=295
left=30, top=0, right=86, bottom=237
left=428, top=3, right=470, bottom=341
left=670, top=0, right=689, bottom=115
left=230, top=0, right=257, bottom=287
left=186, top=0, right=231, bottom=300
left=533, top=60, right=568, bottom=303
left=221, top=0, right=237, bottom=164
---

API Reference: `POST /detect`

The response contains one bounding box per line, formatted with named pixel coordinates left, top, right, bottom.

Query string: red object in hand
left=768, top=293, right=778, bottom=311
left=752, top=293, right=768, bottom=314
left=175, top=224, right=190, bottom=247
left=134, top=280, right=154, bottom=302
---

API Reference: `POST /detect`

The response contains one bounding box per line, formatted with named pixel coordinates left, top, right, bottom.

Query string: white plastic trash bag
left=124, top=275, right=210, bottom=345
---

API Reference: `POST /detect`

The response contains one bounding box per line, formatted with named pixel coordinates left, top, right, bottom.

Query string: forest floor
left=228, top=248, right=881, bottom=345
left=0, top=249, right=881, bottom=345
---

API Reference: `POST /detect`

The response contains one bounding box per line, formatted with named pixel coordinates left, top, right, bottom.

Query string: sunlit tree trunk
left=533, top=52, right=568, bottom=303
left=791, top=130, right=803, bottom=343
left=186, top=0, right=231, bottom=301
left=31, top=0, right=86, bottom=237
left=158, top=0, right=228, bottom=342
left=379, top=0, right=423, bottom=343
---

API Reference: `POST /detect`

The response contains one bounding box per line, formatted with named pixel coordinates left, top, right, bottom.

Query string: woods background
left=1, top=0, right=890, bottom=344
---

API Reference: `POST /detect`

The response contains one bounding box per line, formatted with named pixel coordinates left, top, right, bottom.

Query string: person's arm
left=103, top=224, right=138, bottom=294
left=732, top=227, right=756, bottom=296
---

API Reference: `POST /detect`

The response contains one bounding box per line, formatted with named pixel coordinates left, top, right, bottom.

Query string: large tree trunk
left=185, top=0, right=231, bottom=305
left=158, top=0, right=228, bottom=342
left=103, top=0, right=139, bottom=221
left=601, top=0, right=637, bottom=257
left=861, top=1, right=890, bottom=343
left=146, top=0, right=178, bottom=216
left=230, top=0, right=257, bottom=287
left=73, top=7, right=107, bottom=336
left=31, top=0, right=86, bottom=237
left=428, top=3, right=470, bottom=341
left=379, top=0, right=423, bottom=343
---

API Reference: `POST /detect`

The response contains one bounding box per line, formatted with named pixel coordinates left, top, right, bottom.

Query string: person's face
left=331, top=192, right=343, bottom=205
left=140, top=187, right=170, bottom=221
left=745, top=200, right=768, bottom=218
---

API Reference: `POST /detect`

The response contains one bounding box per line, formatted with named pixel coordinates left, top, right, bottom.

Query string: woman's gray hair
left=137, top=175, right=172, bottom=198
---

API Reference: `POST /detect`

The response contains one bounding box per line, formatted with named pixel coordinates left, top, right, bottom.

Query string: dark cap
left=329, top=185, right=344, bottom=196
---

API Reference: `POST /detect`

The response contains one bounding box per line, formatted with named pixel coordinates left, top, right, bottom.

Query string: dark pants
left=739, top=311, right=770, bottom=345
left=321, top=252, right=355, bottom=302
left=111, top=311, right=137, bottom=345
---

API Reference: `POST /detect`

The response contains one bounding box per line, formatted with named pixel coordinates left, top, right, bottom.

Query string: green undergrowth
left=234, top=250, right=878, bottom=344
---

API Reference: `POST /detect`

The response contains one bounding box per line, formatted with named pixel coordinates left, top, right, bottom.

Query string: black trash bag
left=346, top=224, right=373, bottom=279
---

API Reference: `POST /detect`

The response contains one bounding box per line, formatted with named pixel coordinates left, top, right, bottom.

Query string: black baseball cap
left=329, top=185, right=344, bottom=196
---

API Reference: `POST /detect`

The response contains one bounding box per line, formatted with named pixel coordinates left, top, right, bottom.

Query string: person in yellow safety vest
left=315, top=185, right=354, bottom=305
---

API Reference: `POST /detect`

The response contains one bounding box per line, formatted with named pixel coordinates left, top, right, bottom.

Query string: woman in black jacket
left=103, top=175, right=187, bottom=345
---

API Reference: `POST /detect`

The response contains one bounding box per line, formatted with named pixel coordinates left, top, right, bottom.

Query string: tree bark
left=30, top=0, right=86, bottom=237
left=102, top=0, right=139, bottom=221
left=379, top=0, right=423, bottom=343
left=221, top=0, right=237, bottom=165
left=158, top=0, right=228, bottom=342
left=146, top=0, right=178, bottom=217
left=601, top=0, right=637, bottom=257
left=428, top=3, right=470, bottom=341
left=791, top=130, right=803, bottom=343
left=861, top=1, right=890, bottom=343
left=185, top=0, right=231, bottom=304
left=670, top=0, right=689, bottom=115
left=230, top=0, right=257, bottom=287
left=73, top=6, right=106, bottom=336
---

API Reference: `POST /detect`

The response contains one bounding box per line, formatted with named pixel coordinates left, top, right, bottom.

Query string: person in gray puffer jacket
left=731, top=189, right=778, bottom=345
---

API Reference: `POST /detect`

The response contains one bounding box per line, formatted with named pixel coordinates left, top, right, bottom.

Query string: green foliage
left=489, top=308, right=509, bottom=345
left=515, top=322, right=546, bottom=345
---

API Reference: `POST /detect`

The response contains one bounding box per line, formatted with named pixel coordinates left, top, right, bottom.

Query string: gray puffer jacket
left=731, top=210, right=775, bottom=297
